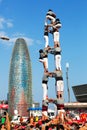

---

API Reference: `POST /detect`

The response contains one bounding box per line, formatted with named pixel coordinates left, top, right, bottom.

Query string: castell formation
left=39, top=9, right=64, bottom=117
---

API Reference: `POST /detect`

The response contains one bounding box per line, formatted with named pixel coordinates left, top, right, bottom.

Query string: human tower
left=39, top=9, right=64, bottom=116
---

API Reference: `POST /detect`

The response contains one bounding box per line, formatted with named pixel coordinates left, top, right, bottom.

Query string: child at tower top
left=47, top=18, right=62, bottom=47
left=46, top=9, right=56, bottom=23
left=44, top=9, right=56, bottom=48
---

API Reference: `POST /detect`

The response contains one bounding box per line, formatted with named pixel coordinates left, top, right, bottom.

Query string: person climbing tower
left=39, top=48, right=49, bottom=72
left=48, top=18, right=62, bottom=47
left=39, top=9, right=64, bottom=118
left=44, top=22, right=49, bottom=48
left=42, top=71, right=52, bottom=100
left=39, top=46, right=51, bottom=72
left=46, top=9, right=56, bottom=24
left=52, top=70, right=64, bottom=99
left=49, top=44, right=62, bottom=70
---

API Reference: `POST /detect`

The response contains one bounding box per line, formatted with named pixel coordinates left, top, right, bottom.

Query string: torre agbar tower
left=8, top=38, right=32, bottom=117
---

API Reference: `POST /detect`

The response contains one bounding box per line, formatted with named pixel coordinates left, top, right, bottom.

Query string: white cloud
left=0, top=35, right=34, bottom=47
left=6, top=21, right=13, bottom=28
left=0, top=31, right=6, bottom=36
left=0, top=31, right=40, bottom=47
left=12, top=33, right=34, bottom=46
left=12, top=32, right=25, bottom=37
left=24, top=37, right=34, bottom=46
left=0, top=17, right=13, bottom=29
left=0, top=17, right=5, bottom=29
left=36, top=40, right=42, bottom=45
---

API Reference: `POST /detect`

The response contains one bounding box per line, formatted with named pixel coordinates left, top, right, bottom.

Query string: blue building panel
left=8, top=38, right=32, bottom=117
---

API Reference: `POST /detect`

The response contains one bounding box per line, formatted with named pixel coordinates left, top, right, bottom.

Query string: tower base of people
left=41, top=9, right=64, bottom=118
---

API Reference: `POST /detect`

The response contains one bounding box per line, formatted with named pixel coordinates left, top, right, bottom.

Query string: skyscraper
left=8, top=38, right=32, bottom=117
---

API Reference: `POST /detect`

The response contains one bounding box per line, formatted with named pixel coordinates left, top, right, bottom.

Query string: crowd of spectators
left=1, top=109, right=87, bottom=130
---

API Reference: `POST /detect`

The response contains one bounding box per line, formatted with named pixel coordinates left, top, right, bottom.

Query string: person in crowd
left=0, top=124, right=6, bottom=130
left=20, top=116, right=23, bottom=124
left=57, top=105, right=66, bottom=124
left=79, top=121, right=87, bottom=130
left=0, top=112, right=10, bottom=130
left=28, top=114, right=34, bottom=127
left=5, top=112, right=10, bottom=130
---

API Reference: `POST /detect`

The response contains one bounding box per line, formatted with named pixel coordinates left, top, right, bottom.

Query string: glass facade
left=8, top=38, right=32, bottom=117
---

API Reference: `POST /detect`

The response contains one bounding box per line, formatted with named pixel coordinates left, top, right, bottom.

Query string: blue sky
left=0, top=0, right=87, bottom=105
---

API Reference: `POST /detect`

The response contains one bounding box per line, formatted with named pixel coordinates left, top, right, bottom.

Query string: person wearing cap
left=44, top=9, right=56, bottom=48
left=46, top=9, right=56, bottom=23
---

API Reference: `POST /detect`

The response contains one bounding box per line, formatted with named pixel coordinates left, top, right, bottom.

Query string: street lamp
left=66, top=62, right=70, bottom=103
left=0, top=36, right=9, bottom=40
